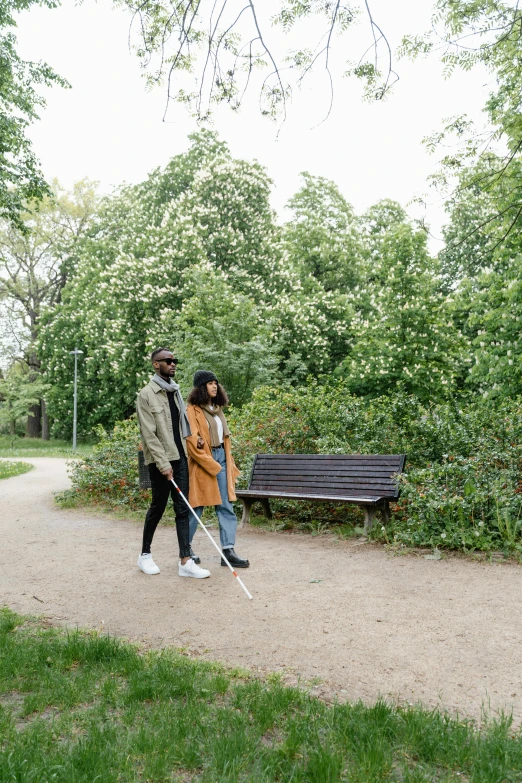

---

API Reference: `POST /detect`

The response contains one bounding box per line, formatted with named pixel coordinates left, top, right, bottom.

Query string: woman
left=185, top=370, right=250, bottom=568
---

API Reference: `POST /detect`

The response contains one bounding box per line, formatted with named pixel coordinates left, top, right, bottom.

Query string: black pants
left=141, top=458, right=191, bottom=559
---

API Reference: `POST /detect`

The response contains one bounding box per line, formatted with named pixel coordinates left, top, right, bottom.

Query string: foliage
left=0, top=459, right=32, bottom=479
left=115, top=0, right=396, bottom=122
left=0, top=364, right=49, bottom=434
left=167, top=265, right=279, bottom=406
left=0, top=0, right=69, bottom=229
left=395, top=457, right=522, bottom=553
left=463, top=257, right=522, bottom=399
left=0, top=180, right=100, bottom=436
left=39, top=131, right=353, bottom=437
left=337, top=217, right=467, bottom=400
left=231, top=385, right=522, bottom=552
left=283, top=172, right=363, bottom=293
left=60, top=418, right=148, bottom=510
left=436, top=155, right=522, bottom=400
left=65, top=382, right=522, bottom=553
left=3, top=607, right=522, bottom=781
left=0, top=179, right=100, bottom=356
left=402, top=2, right=522, bottom=248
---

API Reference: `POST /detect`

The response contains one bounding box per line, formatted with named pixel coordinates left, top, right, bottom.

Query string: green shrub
left=394, top=460, right=522, bottom=552
left=62, top=381, right=522, bottom=553
left=60, top=418, right=149, bottom=510
left=230, top=383, right=522, bottom=551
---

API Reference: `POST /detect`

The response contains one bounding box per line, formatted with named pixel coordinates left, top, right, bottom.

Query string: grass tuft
left=1, top=607, right=522, bottom=782
left=0, top=460, right=34, bottom=480
left=0, top=436, right=93, bottom=459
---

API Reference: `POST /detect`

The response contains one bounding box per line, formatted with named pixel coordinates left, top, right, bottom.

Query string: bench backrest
left=247, top=454, right=406, bottom=501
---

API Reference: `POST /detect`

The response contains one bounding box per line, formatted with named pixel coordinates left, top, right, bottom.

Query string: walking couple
left=136, top=347, right=249, bottom=579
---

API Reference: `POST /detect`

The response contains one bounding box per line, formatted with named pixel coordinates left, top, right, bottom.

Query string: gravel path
left=1, top=457, right=521, bottom=725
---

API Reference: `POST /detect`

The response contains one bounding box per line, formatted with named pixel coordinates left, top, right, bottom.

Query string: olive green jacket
left=136, top=379, right=188, bottom=473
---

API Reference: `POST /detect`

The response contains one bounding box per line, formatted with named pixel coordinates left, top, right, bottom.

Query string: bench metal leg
left=260, top=499, right=272, bottom=520
left=239, top=498, right=272, bottom=527
left=239, top=499, right=253, bottom=527
left=363, top=507, right=376, bottom=533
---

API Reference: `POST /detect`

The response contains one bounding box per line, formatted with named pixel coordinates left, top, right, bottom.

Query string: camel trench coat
left=185, top=404, right=241, bottom=509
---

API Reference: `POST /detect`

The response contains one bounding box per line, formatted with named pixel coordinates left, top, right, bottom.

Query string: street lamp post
left=69, top=349, right=84, bottom=450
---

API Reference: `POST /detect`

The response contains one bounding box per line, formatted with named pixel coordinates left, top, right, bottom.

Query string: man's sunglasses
left=157, top=358, right=179, bottom=365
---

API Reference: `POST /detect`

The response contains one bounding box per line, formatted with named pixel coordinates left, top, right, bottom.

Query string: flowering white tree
left=338, top=214, right=466, bottom=401
left=283, top=172, right=363, bottom=292
left=39, top=131, right=351, bottom=435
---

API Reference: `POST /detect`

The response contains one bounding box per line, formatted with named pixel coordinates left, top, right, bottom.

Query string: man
left=136, top=348, right=210, bottom=578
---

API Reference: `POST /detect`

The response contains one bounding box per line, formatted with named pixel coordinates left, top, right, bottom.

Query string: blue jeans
left=190, top=445, right=237, bottom=549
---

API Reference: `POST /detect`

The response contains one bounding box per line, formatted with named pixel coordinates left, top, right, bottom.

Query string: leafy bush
left=63, top=381, right=522, bottom=553
left=59, top=419, right=149, bottom=510
left=230, top=383, right=522, bottom=552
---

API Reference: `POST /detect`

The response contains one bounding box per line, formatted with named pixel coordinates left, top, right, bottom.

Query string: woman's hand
left=197, top=436, right=205, bottom=449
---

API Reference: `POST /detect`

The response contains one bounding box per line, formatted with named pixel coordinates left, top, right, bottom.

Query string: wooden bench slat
left=251, top=471, right=400, bottom=482
left=239, top=486, right=396, bottom=498
left=254, top=466, right=402, bottom=475
left=250, top=483, right=398, bottom=494
left=251, top=475, right=399, bottom=485
left=255, top=462, right=402, bottom=467
left=255, top=459, right=403, bottom=468
left=254, top=454, right=403, bottom=460
left=236, top=490, right=383, bottom=503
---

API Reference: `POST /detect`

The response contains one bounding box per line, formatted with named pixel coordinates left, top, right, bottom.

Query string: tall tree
left=338, top=213, right=466, bottom=401
left=402, top=1, right=522, bottom=245
left=166, top=265, right=279, bottom=405
left=462, top=256, right=522, bottom=399
left=283, top=172, right=363, bottom=292
left=39, top=132, right=354, bottom=436
left=0, top=0, right=68, bottom=228
left=0, top=362, right=49, bottom=435
left=0, top=180, right=99, bottom=436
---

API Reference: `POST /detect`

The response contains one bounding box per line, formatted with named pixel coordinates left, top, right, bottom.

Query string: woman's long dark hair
left=187, top=382, right=229, bottom=407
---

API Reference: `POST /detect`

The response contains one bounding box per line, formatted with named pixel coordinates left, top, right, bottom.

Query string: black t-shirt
left=166, top=392, right=185, bottom=458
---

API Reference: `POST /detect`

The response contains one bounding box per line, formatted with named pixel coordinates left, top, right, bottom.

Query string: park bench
left=235, top=453, right=406, bottom=532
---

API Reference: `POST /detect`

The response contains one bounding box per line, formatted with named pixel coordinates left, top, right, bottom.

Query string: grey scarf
left=151, top=375, right=192, bottom=438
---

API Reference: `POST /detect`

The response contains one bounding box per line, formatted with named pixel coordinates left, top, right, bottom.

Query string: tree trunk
left=41, top=399, right=49, bottom=440
left=25, top=344, right=42, bottom=439
left=26, top=402, right=41, bottom=438
left=9, top=419, right=15, bottom=436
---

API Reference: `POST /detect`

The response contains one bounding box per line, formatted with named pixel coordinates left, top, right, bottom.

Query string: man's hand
left=162, top=467, right=173, bottom=482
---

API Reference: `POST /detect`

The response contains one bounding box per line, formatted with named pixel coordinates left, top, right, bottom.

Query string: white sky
left=16, top=0, right=492, bottom=249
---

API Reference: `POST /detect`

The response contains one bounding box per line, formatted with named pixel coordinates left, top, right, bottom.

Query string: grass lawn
left=0, top=460, right=34, bottom=480
left=1, top=608, right=521, bottom=782
left=0, top=436, right=93, bottom=459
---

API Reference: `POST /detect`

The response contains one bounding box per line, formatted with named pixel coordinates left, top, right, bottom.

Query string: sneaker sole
left=138, top=566, right=160, bottom=575
left=179, top=571, right=211, bottom=579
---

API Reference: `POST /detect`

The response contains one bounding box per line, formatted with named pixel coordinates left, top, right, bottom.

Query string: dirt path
left=1, top=457, right=521, bottom=724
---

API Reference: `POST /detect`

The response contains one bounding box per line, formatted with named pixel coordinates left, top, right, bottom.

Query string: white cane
left=170, top=478, right=253, bottom=600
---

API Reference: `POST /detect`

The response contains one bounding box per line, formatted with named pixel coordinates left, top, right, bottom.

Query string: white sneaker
left=178, top=559, right=211, bottom=579
left=137, top=553, right=160, bottom=575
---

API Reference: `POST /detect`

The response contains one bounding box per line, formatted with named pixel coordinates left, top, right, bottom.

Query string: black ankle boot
left=221, top=548, right=250, bottom=568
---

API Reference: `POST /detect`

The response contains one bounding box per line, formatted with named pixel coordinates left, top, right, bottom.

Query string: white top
left=209, top=406, right=224, bottom=444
